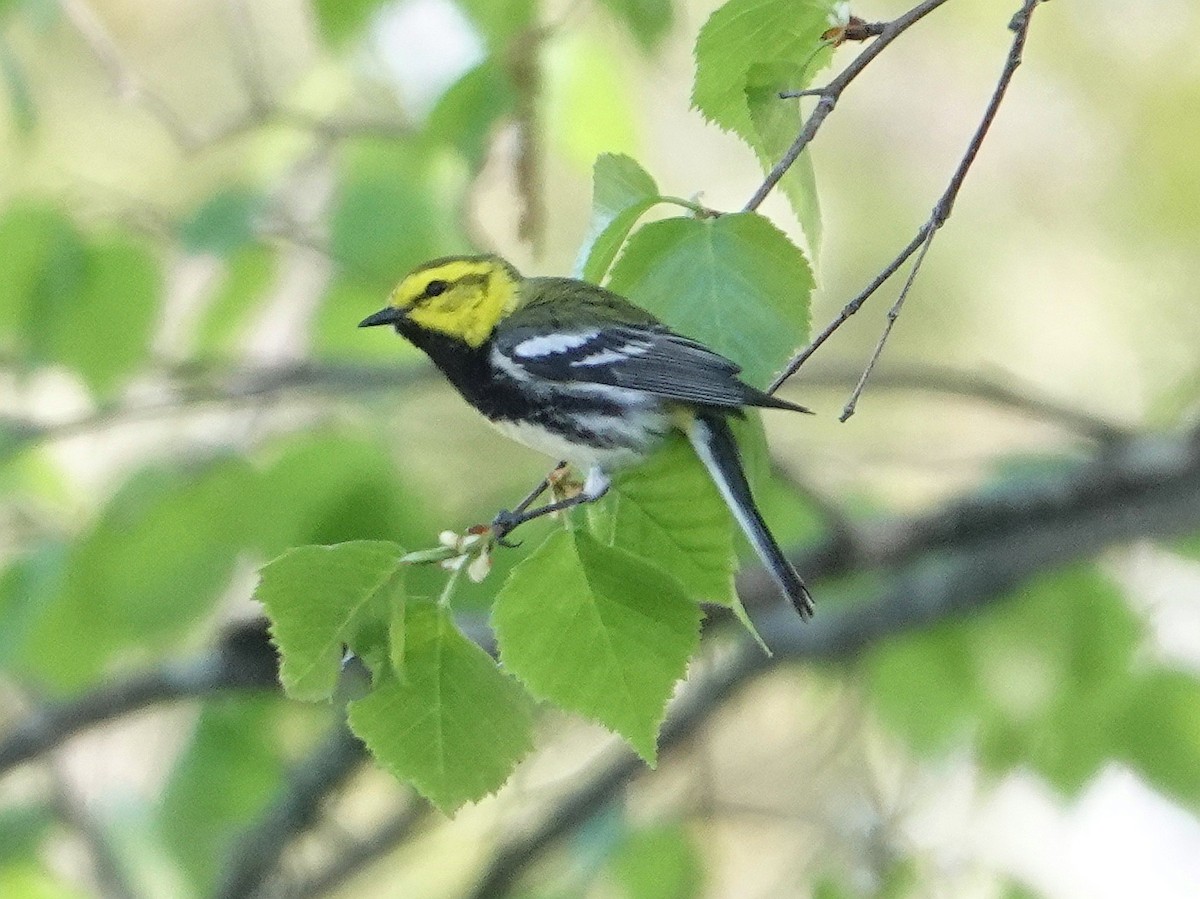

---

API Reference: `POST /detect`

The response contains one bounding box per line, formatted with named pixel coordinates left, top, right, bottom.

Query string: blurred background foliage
left=0, top=0, right=1199, bottom=897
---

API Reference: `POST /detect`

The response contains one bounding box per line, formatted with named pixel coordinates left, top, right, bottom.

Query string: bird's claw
left=490, top=509, right=523, bottom=547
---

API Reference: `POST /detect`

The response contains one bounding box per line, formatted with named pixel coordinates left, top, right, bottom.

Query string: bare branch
left=0, top=362, right=437, bottom=453
left=48, top=761, right=142, bottom=899
left=840, top=226, right=937, bottom=420
left=60, top=0, right=409, bottom=154
left=60, top=0, right=199, bottom=148
left=289, top=803, right=428, bottom=899
left=743, top=0, right=955, bottom=212
left=0, top=620, right=278, bottom=778
left=505, top=26, right=549, bottom=248
left=770, top=0, right=1047, bottom=401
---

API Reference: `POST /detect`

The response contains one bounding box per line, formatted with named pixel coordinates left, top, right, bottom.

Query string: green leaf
left=0, top=863, right=84, bottom=899
left=588, top=437, right=735, bottom=604
left=426, top=59, right=516, bottom=168
left=597, top=0, right=673, bottom=52
left=0, top=204, right=83, bottom=351
left=606, top=212, right=813, bottom=386
left=158, top=698, right=286, bottom=892
left=865, top=565, right=1145, bottom=794
left=865, top=622, right=980, bottom=754
left=328, top=141, right=462, bottom=291
left=195, top=244, right=276, bottom=352
left=347, top=601, right=534, bottom=813
left=493, top=530, right=701, bottom=761
left=253, top=431, right=433, bottom=554
left=312, top=0, right=379, bottom=44
left=178, top=187, right=263, bottom=254
left=458, top=0, right=536, bottom=46
left=255, top=541, right=405, bottom=702
left=577, top=153, right=660, bottom=283
left=39, top=234, right=160, bottom=395
left=1112, top=668, right=1200, bottom=805
left=583, top=200, right=662, bottom=286
left=692, top=0, right=835, bottom=252
left=0, top=542, right=65, bottom=668
left=0, top=805, right=54, bottom=864
left=593, top=152, right=659, bottom=218
left=16, top=0, right=60, bottom=30
left=18, top=461, right=257, bottom=689
left=608, top=822, right=703, bottom=899
left=0, top=34, right=35, bottom=133
left=745, top=61, right=824, bottom=255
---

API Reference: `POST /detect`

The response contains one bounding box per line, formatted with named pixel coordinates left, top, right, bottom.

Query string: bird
left=359, top=254, right=814, bottom=618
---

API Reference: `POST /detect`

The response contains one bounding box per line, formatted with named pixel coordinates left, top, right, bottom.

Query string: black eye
left=425, top=279, right=448, bottom=298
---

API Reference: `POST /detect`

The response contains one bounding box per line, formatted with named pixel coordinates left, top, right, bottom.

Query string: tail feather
left=686, top=414, right=814, bottom=619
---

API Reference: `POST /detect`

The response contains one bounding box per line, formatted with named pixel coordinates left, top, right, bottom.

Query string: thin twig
left=61, top=0, right=408, bottom=154
left=289, top=803, right=429, bottom=899
left=768, top=231, right=929, bottom=392
left=770, top=0, right=1046, bottom=403
left=222, top=0, right=273, bottom=115
left=838, top=0, right=1044, bottom=419
left=61, top=0, right=198, bottom=147
left=0, top=362, right=437, bottom=454
left=47, top=761, right=142, bottom=899
left=506, top=26, right=548, bottom=248
left=743, top=0, right=954, bottom=213
left=840, top=226, right=937, bottom=420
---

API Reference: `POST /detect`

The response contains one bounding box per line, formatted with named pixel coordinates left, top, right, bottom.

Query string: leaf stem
left=437, top=562, right=464, bottom=609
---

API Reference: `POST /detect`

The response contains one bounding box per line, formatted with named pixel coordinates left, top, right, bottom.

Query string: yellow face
left=387, top=255, right=521, bottom=347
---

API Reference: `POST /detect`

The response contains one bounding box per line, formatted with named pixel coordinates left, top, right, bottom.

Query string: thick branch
left=0, top=620, right=277, bottom=777
left=469, top=425, right=1200, bottom=897
left=214, top=720, right=368, bottom=899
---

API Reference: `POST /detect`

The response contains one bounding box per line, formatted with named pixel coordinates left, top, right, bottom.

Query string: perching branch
left=768, top=0, right=1047, bottom=411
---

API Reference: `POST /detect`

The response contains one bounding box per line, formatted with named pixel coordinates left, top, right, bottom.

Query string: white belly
left=488, top=417, right=663, bottom=471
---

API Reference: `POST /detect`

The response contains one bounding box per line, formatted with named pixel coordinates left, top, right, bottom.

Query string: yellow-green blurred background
left=1, top=0, right=1199, bottom=897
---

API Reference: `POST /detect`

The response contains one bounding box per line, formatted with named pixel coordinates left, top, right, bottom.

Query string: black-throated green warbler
left=359, top=254, right=814, bottom=618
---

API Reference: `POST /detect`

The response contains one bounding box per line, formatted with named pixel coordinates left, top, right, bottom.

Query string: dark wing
left=495, top=277, right=810, bottom=412
left=493, top=322, right=737, bottom=406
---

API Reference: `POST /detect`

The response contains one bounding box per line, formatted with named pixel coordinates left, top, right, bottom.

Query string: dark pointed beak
left=358, top=306, right=405, bottom=328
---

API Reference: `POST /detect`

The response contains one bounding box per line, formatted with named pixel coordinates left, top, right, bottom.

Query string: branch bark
left=468, top=425, right=1200, bottom=897
left=0, top=620, right=278, bottom=777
